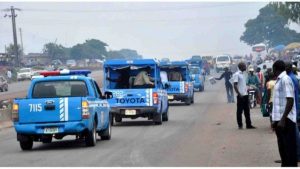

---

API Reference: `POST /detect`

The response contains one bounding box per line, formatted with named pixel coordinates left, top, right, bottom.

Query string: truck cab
left=189, top=65, right=205, bottom=92
left=12, top=70, right=112, bottom=150
left=103, top=59, right=169, bottom=125
left=160, top=61, right=194, bottom=105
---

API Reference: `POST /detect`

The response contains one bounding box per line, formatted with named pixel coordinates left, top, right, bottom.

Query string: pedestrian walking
left=215, top=67, right=234, bottom=103
left=233, top=62, right=256, bottom=129
left=6, top=69, right=11, bottom=83
left=272, top=60, right=298, bottom=167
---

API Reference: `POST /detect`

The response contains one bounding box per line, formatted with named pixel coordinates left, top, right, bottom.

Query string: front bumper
left=14, top=120, right=89, bottom=135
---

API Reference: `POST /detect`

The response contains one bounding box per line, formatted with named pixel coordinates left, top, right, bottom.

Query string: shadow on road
left=113, top=120, right=155, bottom=127
left=30, top=139, right=89, bottom=151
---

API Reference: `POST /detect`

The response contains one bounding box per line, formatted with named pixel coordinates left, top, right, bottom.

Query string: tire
left=153, top=113, right=162, bottom=125
left=99, top=115, right=112, bottom=140
left=115, top=114, right=122, bottom=123
left=191, top=94, right=194, bottom=104
left=85, top=120, right=97, bottom=147
left=111, top=113, right=114, bottom=126
left=185, top=98, right=191, bottom=105
left=162, top=105, right=169, bottom=122
left=20, top=140, right=33, bottom=151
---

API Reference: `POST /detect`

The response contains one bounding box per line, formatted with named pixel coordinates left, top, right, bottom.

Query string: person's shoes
left=246, top=126, right=256, bottom=129
left=274, top=160, right=281, bottom=163
left=238, top=126, right=243, bottom=129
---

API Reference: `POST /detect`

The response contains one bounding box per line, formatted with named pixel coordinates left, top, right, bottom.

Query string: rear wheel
left=153, top=113, right=162, bottom=125
left=20, top=139, right=33, bottom=151
left=99, top=115, right=112, bottom=140
left=185, top=98, right=191, bottom=105
left=162, top=105, right=169, bottom=122
left=115, top=114, right=122, bottom=123
left=85, top=120, right=97, bottom=147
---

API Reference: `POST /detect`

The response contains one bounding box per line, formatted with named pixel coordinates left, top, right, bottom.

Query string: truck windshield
left=217, top=56, right=229, bottom=62
left=32, top=80, right=88, bottom=98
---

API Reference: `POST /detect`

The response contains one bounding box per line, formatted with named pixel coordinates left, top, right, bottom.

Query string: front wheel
left=185, top=98, right=191, bottom=105
left=20, top=140, right=33, bottom=151
left=85, top=120, right=97, bottom=147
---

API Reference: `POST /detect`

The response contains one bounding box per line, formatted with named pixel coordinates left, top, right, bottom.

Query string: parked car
left=17, top=68, right=33, bottom=81
left=0, top=76, right=8, bottom=92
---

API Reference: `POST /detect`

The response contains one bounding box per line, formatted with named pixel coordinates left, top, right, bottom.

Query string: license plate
left=125, top=109, right=136, bottom=115
left=168, top=95, right=174, bottom=100
left=44, top=127, right=59, bottom=134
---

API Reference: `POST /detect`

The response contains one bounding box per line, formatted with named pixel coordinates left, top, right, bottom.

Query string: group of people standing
left=216, top=60, right=300, bottom=167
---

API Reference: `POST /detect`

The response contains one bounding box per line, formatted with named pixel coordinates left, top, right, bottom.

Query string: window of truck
left=32, top=80, right=88, bottom=98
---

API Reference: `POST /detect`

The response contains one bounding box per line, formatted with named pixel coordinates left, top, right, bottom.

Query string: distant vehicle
left=161, top=58, right=170, bottom=63
left=214, top=55, right=232, bottom=73
left=12, top=70, right=113, bottom=150
left=160, top=61, right=194, bottom=105
left=201, top=56, right=213, bottom=66
left=0, top=76, right=8, bottom=92
left=104, top=59, right=169, bottom=125
left=17, top=68, right=33, bottom=81
left=232, top=55, right=243, bottom=64
left=189, top=66, right=205, bottom=92
left=66, top=59, right=77, bottom=67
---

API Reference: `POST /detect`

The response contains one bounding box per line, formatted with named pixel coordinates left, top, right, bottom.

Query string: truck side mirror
left=164, top=83, right=171, bottom=89
left=104, top=91, right=113, bottom=99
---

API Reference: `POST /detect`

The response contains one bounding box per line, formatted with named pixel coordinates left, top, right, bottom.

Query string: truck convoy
left=12, top=70, right=112, bottom=150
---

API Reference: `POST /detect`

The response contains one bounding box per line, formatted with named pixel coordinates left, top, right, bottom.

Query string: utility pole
left=3, top=6, right=21, bottom=67
left=19, top=28, right=24, bottom=57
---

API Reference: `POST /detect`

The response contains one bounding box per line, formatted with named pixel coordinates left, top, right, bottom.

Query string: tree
left=118, top=49, right=143, bottom=59
left=240, top=4, right=300, bottom=47
left=43, top=43, right=69, bottom=61
left=5, top=43, right=23, bottom=57
left=106, top=51, right=125, bottom=60
left=272, top=2, right=300, bottom=24
left=70, top=39, right=108, bottom=60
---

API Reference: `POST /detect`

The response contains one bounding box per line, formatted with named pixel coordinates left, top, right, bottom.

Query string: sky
left=0, top=2, right=274, bottom=60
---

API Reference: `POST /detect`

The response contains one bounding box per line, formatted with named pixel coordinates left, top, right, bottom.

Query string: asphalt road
left=0, top=73, right=280, bottom=167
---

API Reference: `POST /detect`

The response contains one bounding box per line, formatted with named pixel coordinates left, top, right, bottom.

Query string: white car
left=66, top=60, right=77, bottom=67
left=17, top=68, right=33, bottom=81
left=215, top=55, right=232, bottom=73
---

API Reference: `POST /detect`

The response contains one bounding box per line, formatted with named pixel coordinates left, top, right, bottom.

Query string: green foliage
left=5, top=44, right=23, bottom=57
left=240, top=4, right=300, bottom=47
left=43, top=43, right=68, bottom=61
left=42, top=39, right=142, bottom=61
left=106, top=49, right=143, bottom=60
left=70, top=39, right=108, bottom=60
left=272, top=2, right=300, bottom=24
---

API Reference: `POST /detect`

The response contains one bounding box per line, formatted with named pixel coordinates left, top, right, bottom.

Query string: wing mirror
left=104, top=91, right=113, bottom=99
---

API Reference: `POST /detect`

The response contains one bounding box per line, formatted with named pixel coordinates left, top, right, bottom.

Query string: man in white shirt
left=272, top=60, right=297, bottom=167
left=233, top=62, right=255, bottom=129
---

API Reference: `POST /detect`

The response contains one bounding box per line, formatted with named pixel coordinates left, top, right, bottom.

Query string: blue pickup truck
left=12, top=70, right=112, bottom=150
left=160, top=61, right=194, bottom=105
left=103, top=59, right=169, bottom=125
left=189, top=65, right=205, bottom=92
